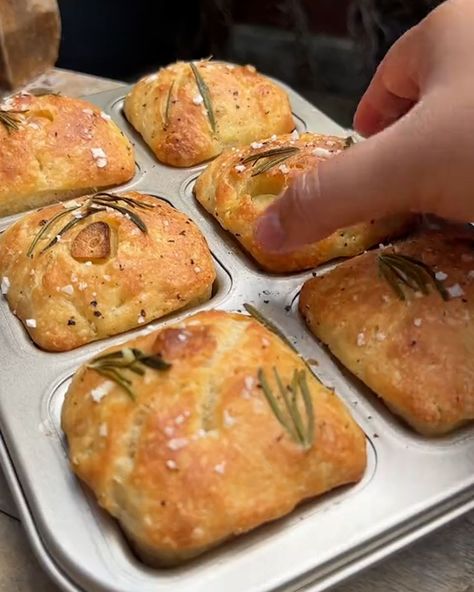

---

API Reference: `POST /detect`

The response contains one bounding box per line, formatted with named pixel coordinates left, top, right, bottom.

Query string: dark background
left=56, top=0, right=442, bottom=127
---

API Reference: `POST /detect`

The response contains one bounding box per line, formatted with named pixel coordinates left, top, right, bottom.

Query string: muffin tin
left=0, top=79, right=473, bottom=592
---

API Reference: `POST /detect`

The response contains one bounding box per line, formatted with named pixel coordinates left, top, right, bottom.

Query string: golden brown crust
left=123, top=61, right=294, bottom=167
left=61, top=310, right=367, bottom=566
left=0, top=192, right=216, bottom=351
left=0, top=93, right=135, bottom=216
left=194, top=132, right=414, bottom=273
left=299, top=229, right=474, bottom=436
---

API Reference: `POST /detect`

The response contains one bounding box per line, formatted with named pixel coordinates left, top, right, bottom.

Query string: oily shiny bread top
left=0, top=191, right=215, bottom=351
left=61, top=310, right=367, bottom=566
left=124, top=60, right=294, bottom=167
left=0, top=93, right=135, bottom=216
left=300, top=228, right=474, bottom=435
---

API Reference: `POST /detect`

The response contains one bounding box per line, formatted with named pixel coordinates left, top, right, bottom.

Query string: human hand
left=254, top=0, right=474, bottom=253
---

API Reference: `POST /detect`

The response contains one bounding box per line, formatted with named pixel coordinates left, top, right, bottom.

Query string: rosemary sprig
left=91, top=199, right=147, bottom=233
left=28, top=88, right=61, bottom=97
left=87, top=347, right=171, bottom=400
left=378, top=253, right=449, bottom=301
left=258, top=367, right=314, bottom=448
left=242, top=146, right=299, bottom=165
left=190, top=62, right=216, bottom=133
left=94, top=192, right=155, bottom=210
left=244, top=303, right=298, bottom=353
left=27, top=207, right=80, bottom=257
left=0, top=110, right=27, bottom=133
left=27, top=193, right=154, bottom=257
left=240, top=146, right=300, bottom=177
left=164, top=80, right=175, bottom=126
left=343, top=135, right=355, bottom=149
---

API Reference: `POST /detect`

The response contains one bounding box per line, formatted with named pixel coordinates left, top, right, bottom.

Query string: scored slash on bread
left=61, top=310, right=367, bottom=566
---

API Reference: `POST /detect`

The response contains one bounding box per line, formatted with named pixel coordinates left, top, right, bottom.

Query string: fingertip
left=254, top=208, right=285, bottom=252
left=354, top=100, right=389, bottom=137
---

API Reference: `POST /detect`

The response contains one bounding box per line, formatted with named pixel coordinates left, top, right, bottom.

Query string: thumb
left=253, top=114, right=425, bottom=253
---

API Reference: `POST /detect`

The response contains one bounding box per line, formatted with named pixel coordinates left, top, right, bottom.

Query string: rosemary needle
left=88, top=348, right=171, bottom=400
left=378, top=253, right=448, bottom=301
left=258, top=367, right=314, bottom=448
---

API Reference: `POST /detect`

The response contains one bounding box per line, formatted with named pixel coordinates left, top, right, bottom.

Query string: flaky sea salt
left=414, top=318, right=422, bottom=327
left=25, top=319, right=37, bottom=328
left=61, top=284, right=74, bottom=295
left=137, top=315, right=146, bottom=324
left=278, top=164, right=289, bottom=174
left=446, top=283, right=465, bottom=299
left=167, top=438, right=189, bottom=451
left=192, top=95, right=204, bottom=105
left=223, top=409, right=236, bottom=427
left=235, top=164, right=246, bottom=173
left=166, top=459, right=178, bottom=470
left=82, top=108, right=94, bottom=115
left=244, top=376, right=255, bottom=390
left=375, top=331, right=386, bottom=341
left=356, top=332, right=366, bottom=347
left=435, top=271, right=448, bottom=281
left=214, top=461, right=226, bottom=475
left=91, top=147, right=108, bottom=168
left=90, top=381, right=113, bottom=402
left=313, top=147, right=332, bottom=158
left=250, top=141, right=263, bottom=149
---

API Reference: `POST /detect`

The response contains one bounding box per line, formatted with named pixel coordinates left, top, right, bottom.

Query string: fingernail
left=254, top=210, right=285, bottom=251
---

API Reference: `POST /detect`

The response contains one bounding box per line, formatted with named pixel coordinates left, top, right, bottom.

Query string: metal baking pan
left=0, top=79, right=473, bottom=592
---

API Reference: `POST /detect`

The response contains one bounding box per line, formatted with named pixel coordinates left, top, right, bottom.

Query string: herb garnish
left=0, top=110, right=27, bottom=133
left=240, top=146, right=300, bottom=176
left=28, top=88, right=61, bottom=97
left=27, top=192, right=154, bottom=257
left=88, top=347, right=171, bottom=399
left=164, top=80, right=175, bottom=126
left=258, top=367, right=314, bottom=448
left=378, top=253, right=448, bottom=301
left=343, top=136, right=355, bottom=149
left=243, top=303, right=298, bottom=353
left=190, top=62, right=216, bottom=133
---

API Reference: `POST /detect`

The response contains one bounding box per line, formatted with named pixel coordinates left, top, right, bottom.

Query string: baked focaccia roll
left=0, top=92, right=135, bottom=217
left=194, top=132, right=414, bottom=273
left=61, top=310, right=367, bottom=566
left=124, top=60, right=294, bottom=167
left=0, top=192, right=215, bottom=351
left=300, top=229, right=474, bottom=436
